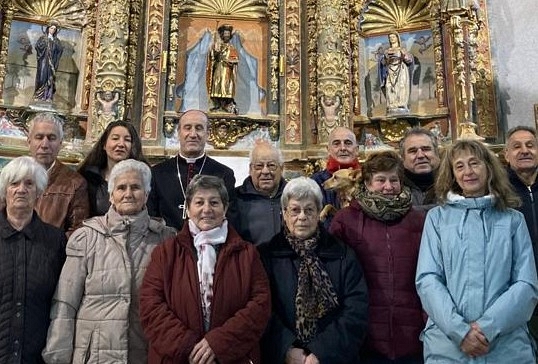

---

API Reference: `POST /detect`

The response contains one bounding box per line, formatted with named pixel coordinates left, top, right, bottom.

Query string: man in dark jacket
left=147, top=109, right=237, bottom=229
left=232, top=141, right=286, bottom=245
left=505, top=125, right=538, bottom=343
left=399, top=127, right=440, bottom=210
left=310, top=126, right=359, bottom=228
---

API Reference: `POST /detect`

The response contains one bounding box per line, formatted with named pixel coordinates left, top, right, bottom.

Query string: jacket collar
left=238, top=177, right=286, bottom=198
left=0, top=210, right=42, bottom=240
left=267, top=226, right=344, bottom=259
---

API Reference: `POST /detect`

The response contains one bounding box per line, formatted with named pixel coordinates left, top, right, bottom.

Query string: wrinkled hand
left=285, top=348, right=306, bottom=364
left=304, top=353, right=320, bottom=364
left=189, top=338, right=216, bottom=364
left=460, top=322, right=489, bottom=358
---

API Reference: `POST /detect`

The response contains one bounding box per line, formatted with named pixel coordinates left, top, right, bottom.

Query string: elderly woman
left=259, top=177, right=368, bottom=364
left=416, top=140, right=538, bottom=362
left=42, top=159, right=176, bottom=363
left=330, top=151, right=426, bottom=363
left=140, top=174, right=270, bottom=364
left=0, top=156, right=66, bottom=362
left=78, top=120, right=147, bottom=216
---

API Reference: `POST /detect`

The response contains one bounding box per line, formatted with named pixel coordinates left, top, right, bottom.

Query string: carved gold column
left=441, top=0, right=497, bottom=140
left=311, top=0, right=351, bottom=145
left=0, top=2, right=14, bottom=104
left=87, top=0, right=130, bottom=140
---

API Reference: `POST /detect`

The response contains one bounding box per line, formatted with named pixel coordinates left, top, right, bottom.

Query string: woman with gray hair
left=259, top=177, right=368, bottom=364
left=140, top=174, right=270, bottom=364
left=0, top=156, right=66, bottom=363
left=42, top=159, right=176, bottom=364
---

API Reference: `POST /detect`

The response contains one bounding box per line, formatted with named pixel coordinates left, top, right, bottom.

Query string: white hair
left=108, top=159, right=151, bottom=194
left=0, top=156, right=48, bottom=203
left=281, top=177, right=323, bottom=211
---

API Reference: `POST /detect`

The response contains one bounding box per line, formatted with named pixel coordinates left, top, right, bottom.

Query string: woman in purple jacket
left=330, top=150, right=426, bottom=364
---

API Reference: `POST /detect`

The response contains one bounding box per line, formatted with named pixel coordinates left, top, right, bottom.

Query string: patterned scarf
left=356, top=183, right=412, bottom=222
left=285, top=228, right=339, bottom=344
left=189, top=219, right=228, bottom=331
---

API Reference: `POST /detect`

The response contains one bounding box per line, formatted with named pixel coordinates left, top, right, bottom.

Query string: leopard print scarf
left=356, top=183, right=412, bottom=222
left=286, top=228, right=339, bottom=344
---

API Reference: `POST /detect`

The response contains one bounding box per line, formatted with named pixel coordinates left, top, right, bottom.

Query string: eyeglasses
left=250, top=162, right=279, bottom=172
left=285, top=206, right=317, bottom=218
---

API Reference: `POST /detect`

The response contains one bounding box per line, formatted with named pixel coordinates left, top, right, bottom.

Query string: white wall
left=487, top=0, right=538, bottom=134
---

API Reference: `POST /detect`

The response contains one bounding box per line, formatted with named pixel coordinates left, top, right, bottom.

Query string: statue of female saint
left=206, top=24, right=239, bottom=114
left=378, top=32, right=414, bottom=115
left=34, top=21, right=64, bottom=102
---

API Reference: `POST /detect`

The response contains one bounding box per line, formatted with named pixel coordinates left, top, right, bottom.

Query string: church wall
left=487, top=0, right=538, bottom=135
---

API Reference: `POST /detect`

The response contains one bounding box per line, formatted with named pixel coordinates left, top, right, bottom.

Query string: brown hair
left=435, top=139, right=520, bottom=210
left=361, top=150, right=403, bottom=184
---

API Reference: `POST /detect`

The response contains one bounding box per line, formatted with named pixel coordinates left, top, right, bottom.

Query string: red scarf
left=326, top=156, right=360, bottom=174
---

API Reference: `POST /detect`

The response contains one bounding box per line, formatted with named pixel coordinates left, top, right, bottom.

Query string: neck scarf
left=189, top=219, right=228, bottom=331
left=356, top=183, right=412, bottom=222
left=285, top=228, right=339, bottom=344
left=326, top=156, right=360, bottom=174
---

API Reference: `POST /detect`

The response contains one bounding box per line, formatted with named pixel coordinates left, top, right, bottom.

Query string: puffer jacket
left=416, top=194, right=538, bottom=363
left=42, top=207, right=176, bottom=364
left=0, top=211, right=66, bottom=364
left=330, top=200, right=425, bottom=360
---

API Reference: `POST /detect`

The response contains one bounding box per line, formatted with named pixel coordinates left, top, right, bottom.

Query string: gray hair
left=0, top=156, right=48, bottom=203
left=28, top=112, right=64, bottom=141
left=506, top=125, right=537, bottom=141
left=178, top=109, right=209, bottom=129
left=281, top=177, right=323, bottom=211
left=185, top=174, right=229, bottom=209
left=398, top=127, right=438, bottom=157
left=108, top=159, right=151, bottom=194
left=249, top=141, right=284, bottom=165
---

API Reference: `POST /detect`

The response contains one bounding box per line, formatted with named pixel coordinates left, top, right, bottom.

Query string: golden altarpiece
left=0, top=0, right=499, bottom=170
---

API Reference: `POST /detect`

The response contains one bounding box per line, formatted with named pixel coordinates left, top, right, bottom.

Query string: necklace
left=176, top=154, right=207, bottom=220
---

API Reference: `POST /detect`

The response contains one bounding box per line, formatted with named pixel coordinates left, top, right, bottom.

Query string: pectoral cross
left=179, top=203, right=187, bottom=220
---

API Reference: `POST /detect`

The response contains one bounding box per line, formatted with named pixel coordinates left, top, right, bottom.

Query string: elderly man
left=505, top=125, right=538, bottom=349
left=27, top=112, right=89, bottom=236
left=399, top=127, right=440, bottom=210
left=311, top=126, right=359, bottom=227
left=147, top=109, right=236, bottom=230
left=231, top=141, right=286, bottom=245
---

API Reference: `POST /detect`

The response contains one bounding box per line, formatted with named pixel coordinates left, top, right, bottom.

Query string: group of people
left=1, top=109, right=538, bottom=364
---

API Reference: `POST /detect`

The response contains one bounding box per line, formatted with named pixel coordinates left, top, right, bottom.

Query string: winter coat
left=330, top=200, right=425, bottom=360
left=416, top=194, right=538, bottom=363
left=35, top=160, right=90, bottom=236
left=232, top=177, right=286, bottom=245
left=139, top=222, right=271, bottom=364
left=79, top=165, right=110, bottom=217
left=0, top=211, right=66, bottom=364
left=259, top=227, right=368, bottom=364
left=42, top=207, right=176, bottom=364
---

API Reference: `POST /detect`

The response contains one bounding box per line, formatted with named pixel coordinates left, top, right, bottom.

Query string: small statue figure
left=95, top=90, right=120, bottom=135
left=34, top=21, right=64, bottom=102
left=207, top=24, right=239, bottom=114
left=378, top=32, right=414, bottom=115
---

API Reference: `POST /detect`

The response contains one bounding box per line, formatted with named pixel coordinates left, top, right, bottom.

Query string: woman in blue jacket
left=416, top=140, right=538, bottom=363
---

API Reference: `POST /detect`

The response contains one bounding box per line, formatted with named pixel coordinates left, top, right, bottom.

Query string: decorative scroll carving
left=360, top=0, right=431, bottom=34
left=284, top=0, right=301, bottom=144
left=125, top=0, right=143, bottom=113
left=267, top=0, right=279, bottom=102
left=306, top=0, right=317, bottom=143
left=430, top=0, right=446, bottom=109
left=187, top=0, right=267, bottom=17
left=0, top=4, right=13, bottom=102
left=90, top=0, right=129, bottom=139
left=14, top=0, right=88, bottom=28
left=207, top=115, right=279, bottom=149
left=140, top=0, right=165, bottom=140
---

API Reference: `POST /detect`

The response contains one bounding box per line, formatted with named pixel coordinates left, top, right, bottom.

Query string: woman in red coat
left=330, top=151, right=426, bottom=364
left=140, top=175, right=271, bottom=364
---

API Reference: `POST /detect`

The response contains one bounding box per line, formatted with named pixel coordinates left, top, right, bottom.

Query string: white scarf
left=189, top=219, right=228, bottom=330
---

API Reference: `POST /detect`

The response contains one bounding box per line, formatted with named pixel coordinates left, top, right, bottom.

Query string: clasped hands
left=286, top=347, right=320, bottom=364
left=189, top=338, right=216, bottom=364
left=460, top=322, right=489, bottom=358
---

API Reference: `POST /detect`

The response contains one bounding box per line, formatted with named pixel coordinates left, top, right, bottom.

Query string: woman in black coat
left=0, top=156, right=66, bottom=363
left=259, top=177, right=368, bottom=364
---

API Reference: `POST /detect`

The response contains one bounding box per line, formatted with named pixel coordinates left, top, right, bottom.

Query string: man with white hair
left=232, top=141, right=286, bottom=245
left=27, top=112, right=89, bottom=236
